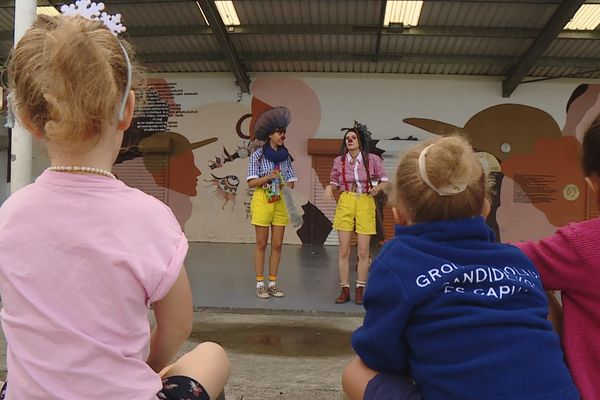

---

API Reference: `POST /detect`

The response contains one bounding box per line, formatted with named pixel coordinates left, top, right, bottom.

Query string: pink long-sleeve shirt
left=516, top=217, right=600, bottom=400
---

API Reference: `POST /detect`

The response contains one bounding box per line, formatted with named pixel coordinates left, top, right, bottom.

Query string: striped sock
left=256, top=276, right=265, bottom=288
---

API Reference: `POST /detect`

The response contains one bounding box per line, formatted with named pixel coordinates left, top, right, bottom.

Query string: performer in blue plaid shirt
left=247, top=106, right=297, bottom=299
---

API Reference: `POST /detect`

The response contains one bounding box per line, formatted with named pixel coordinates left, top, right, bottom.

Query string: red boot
left=335, top=286, right=350, bottom=303
left=355, top=286, right=364, bottom=305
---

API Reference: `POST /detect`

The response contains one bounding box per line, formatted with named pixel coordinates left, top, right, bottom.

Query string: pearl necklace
left=47, top=166, right=117, bottom=179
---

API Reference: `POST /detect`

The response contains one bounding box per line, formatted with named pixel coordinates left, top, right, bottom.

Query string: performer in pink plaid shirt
left=324, top=122, right=389, bottom=305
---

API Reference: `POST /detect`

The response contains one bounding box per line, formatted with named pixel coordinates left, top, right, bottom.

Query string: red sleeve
left=515, top=225, right=583, bottom=291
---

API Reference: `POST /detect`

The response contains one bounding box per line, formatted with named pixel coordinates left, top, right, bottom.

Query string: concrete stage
left=186, top=242, right=368, bottom=315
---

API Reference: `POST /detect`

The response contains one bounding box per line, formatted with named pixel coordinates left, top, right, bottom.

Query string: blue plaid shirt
left=246, top=147, right=297, bottom=183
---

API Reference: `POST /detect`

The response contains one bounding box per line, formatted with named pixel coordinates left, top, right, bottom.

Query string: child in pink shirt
left=0, top=9, right=229, bottom=400
left=516, top=117, right=600, bottom=400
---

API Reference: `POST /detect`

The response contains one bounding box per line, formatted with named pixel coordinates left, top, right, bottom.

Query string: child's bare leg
left=342, top=357, right=378, bottom=400
left=161, top=342, right=230, bottom=399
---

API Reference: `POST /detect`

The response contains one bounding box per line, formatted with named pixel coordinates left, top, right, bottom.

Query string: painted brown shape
left=404, top=104, right=562, bottom=161
left=502, top=136, right=586, bottom=227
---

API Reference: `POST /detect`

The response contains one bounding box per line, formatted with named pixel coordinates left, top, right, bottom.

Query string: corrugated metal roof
left=546, top=37, right=600, bottom=58
left=0, top=8, right=14, bottom=31
left=381, top=36, right=532, bottom=56
left=112, top=2, right=207, bottom=27
left=146, top=60, right=230, bottom=73
left=131, top=35, right=220, bottom=54
left=234, top=0, right=381, bottom=26
left=419, top=2, right=558, bottom=28
left=233, top=34, right=375, bottom=53
left=1, top=0, right=600, bottom=93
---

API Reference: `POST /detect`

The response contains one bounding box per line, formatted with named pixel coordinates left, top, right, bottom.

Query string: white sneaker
left=267, top=284, right=284, bottom=297
left=256, top=285, right=269, bottom=299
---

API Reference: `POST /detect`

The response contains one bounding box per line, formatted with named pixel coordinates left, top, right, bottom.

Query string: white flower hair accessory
left=60, top=0, right=126, bottom=36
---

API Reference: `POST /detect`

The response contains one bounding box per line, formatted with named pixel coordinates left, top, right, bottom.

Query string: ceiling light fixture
left=196, top=0, right=241, bottom=27
left=564, top=4, right=600, bottom=30
left=36, top=6, right=60, bottom=17
left=384, top=1, right=423, bottom=27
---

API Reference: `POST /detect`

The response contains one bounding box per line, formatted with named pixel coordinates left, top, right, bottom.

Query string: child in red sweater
left=516, top=116, right=600, bottom=400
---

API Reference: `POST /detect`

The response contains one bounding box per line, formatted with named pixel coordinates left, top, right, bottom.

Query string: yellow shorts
left=251, top=187, right=289, bottom=227
left=333, top=192, right=376, bottom=235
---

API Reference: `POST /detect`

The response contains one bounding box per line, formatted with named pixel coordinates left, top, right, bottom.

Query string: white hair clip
left=418, top=144, right=468, bottom=196
left=60, top=0, right=126, bottom=36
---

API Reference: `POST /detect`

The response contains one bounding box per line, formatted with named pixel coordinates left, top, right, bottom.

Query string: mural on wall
left=114, top=77, right=323, bottom=244
left=204, top=174, right=240, bottom=210
left=403, top=84, right=599, bottom=242
left=113, top=74, right=599, bottom=245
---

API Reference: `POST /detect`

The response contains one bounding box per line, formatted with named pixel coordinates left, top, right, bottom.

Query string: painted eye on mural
left=204, top=174, right=241, bottom=210
left=227, top=176, right=240, bottom=186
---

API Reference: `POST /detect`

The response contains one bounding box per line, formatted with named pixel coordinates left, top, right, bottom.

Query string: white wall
left=156, top=72, right=582, bottom=141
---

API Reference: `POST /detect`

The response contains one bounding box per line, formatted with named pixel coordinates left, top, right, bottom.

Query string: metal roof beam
left=373, top=0, right=387, bottom=62
left=140, top=52, right=516, bottom=65
left=196, top=0, right=250, bottom=93
left=502, top=0, right=585, bottom=97
left=3, top=25, right=600, bottom=42
left=139, top=51, right=600, bottom=70
left=122, top=24, right=600, bottom=40
left=129, top=24, right=532, bottom=37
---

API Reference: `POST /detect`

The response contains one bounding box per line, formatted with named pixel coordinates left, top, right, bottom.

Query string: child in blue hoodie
left=342, top=135, right=579, bottom=400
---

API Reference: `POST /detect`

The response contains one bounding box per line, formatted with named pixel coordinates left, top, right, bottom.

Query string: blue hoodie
left=352, top=217, right=579, bottom=400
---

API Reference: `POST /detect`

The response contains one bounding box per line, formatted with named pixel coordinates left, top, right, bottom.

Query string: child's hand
left=269, top=171, right=279, bottom=180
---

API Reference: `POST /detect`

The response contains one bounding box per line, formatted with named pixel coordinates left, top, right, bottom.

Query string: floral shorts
left=0, top=375, right=210, bottom=400
left=159, top=375, right=210, bottom=400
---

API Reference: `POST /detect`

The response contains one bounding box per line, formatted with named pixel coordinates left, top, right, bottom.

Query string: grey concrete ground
left=0, top=309, right=362, bottom=400
left=186, top=243, right=372, bottom=313
left=189, top=310, right=361, bottom=400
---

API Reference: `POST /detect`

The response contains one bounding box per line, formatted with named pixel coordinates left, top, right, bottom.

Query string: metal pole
left=10, top=0, right=36, bottom=193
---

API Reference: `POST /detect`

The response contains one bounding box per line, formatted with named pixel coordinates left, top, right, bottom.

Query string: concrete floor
left=187, top=242, right=369, bottom=314
left=188, top=310, right=361, bottom=400
left=0, top=242, right=371, bottom=399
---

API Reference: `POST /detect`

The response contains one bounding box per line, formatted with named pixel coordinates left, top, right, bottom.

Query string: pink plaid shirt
left=329, top=152, right=388, bottom=193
